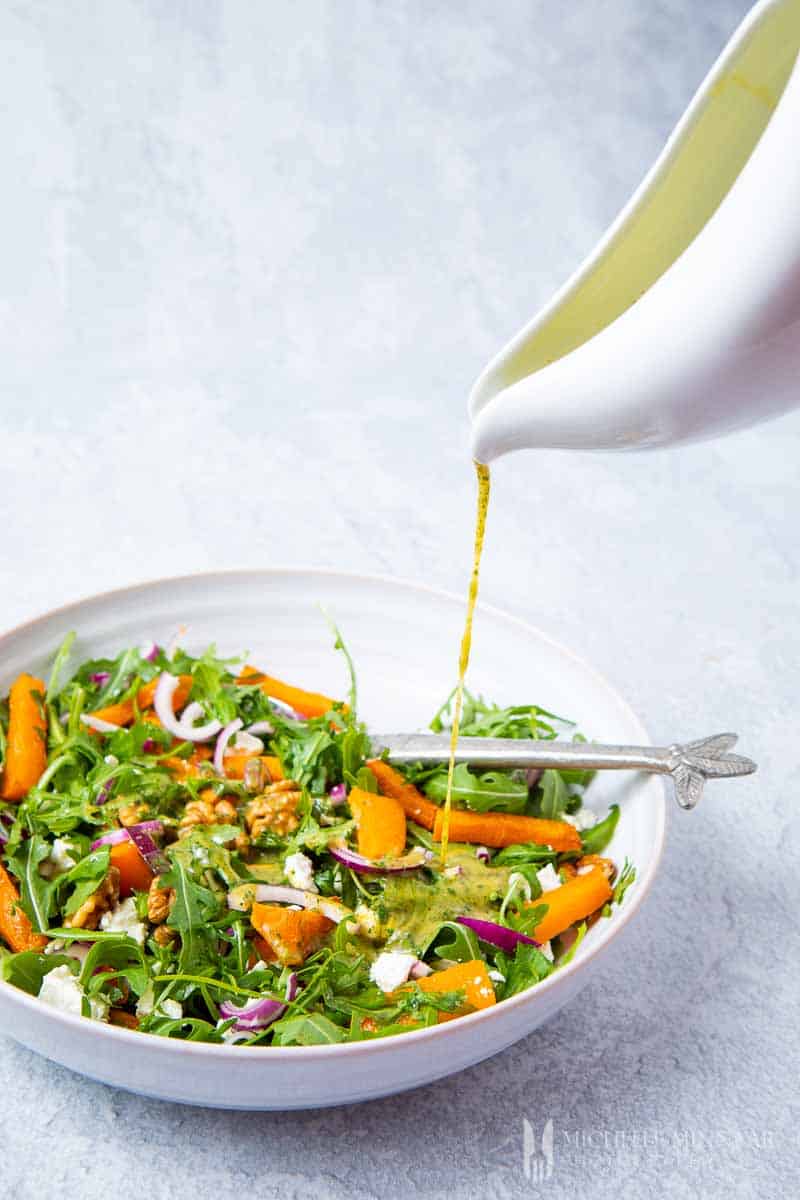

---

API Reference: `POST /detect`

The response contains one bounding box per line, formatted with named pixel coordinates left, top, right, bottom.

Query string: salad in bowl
left=0, top=632, right=634, bottom=1048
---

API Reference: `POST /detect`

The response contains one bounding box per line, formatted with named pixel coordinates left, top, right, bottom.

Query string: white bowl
left=0, top=569, right=665, bottom=1109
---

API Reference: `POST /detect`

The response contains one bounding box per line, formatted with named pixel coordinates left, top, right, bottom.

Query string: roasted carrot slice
left=109, top=1008, right=140, bottom=1030
left=365, top=760, right=439, bottom=831
left=348, top=787, right=407, bottom=859
left=89, top=674, right=193, bottom=729
left=237, top=665, right=345, bottom=719
left=250, top=902, right=334, bottom=966
left=526, top=866, right=613, bottom=942
left=223, top=753, right=284, bottom=782
left=0, top=862, right=47, bottom=952
left=415, top=959, right=496, bottom=1022
left=432, top=807, right=580, bottom=853
left=1, top=673, right=47, bottom=801
left=110, top=839, right=155, bottom=898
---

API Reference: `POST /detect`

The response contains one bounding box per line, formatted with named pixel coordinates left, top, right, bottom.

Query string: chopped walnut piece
left=245, top=781, right=301, bottom=839
left=147, top=875, right=175, bottom=924
left=118, top=802, right=148, bottom=828
left=153, top=924, right=176, bottom=947
left=214, top=797, right=238, bottom=824
left=178, top=797, right=217, bottom=836
left=64, top=866, right=120, bottom=930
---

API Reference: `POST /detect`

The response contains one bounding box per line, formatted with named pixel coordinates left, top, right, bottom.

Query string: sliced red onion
left=81, top=714, right=123, bottom=734
left=154, top=672, right=221, bottom=742
left=139, top=641, right=160, bottom=663
left=127, top=824, right=170, bottom=874
left=456, top=916, right=540, bottom=952
left=244, top=720, right=273, bottom=736
left=328, top=783, right=347, bottom=805
left=142, top=738, right=159, bottom=753
left=213, top=718, right=243, bottom=775
left=91, top=820, right=164, bottom=853
left=227, top=731, right=263, bottom=756
left=475, top=846, right=491, bottom=863
left=96, top=780, right=113, bottom=805
left=219, top=973, right=298, bottom=1032
left=228, top=884, right=351, bottom=925
left=89, top=671, right=111, bottom=687
left=328, top=841, right=432, bottom=876
left=91, top=828, right=132, bottom=849
left=409, top=959, right=433, bottom=979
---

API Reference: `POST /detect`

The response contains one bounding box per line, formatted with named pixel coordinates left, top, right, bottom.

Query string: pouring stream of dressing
left=439, top=461, right=491, bottom=861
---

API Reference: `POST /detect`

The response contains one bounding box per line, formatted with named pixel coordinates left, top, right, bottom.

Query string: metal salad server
left=369, top=732, right=757, bottom=810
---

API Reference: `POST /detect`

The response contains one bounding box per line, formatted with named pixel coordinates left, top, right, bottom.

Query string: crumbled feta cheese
left=369, top=951, right=417, bottom=993
left=540, top=940, right=554, bottom=962
left=136, top=982, right=155, bottom=1017
left=284, top=851, right=317, bottom=893
left=443, top=865, right=464, bottom=880
left=562, top=807, right=597, bottom=832
left=488, top=968, right=506, bottom=983
left=536, top=864, right=562, bottom=893
left=99, top=897, right=147, bottom=946
left=38, top=965, right=107, bottom=1021
left=136, top=982, right=183, bottom=1021
left=103, top=754, right=119, bottom=766
left=354, top=903, right=385, bottom=941
left=39, top=838, right=77, bottom=879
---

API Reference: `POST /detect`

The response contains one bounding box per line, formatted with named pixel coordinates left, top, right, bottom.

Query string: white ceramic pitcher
left=470, top=0, right=800, bottom=461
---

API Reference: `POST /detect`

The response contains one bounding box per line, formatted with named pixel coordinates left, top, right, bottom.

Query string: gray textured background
left=1, top=2, right=798, bottom=1197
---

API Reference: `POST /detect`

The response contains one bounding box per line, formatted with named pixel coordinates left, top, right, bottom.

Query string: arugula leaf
left=47, top=632, right=76, bottom=701
left=7, top=834, right=53, bottom=931
left=271, top=1012, right=347, bottom=1045
left=80, top=937, right=149, bottom=998
left=611, top=859, right=636, bottom=907
left=322, top=610, right=358, bottom=716
left=492, top=842, right=559, bottom=868
left=421, top=920, right=481, bottom=964
left=52, top=847, right=111, bottom=918
left=580, top=805, right=619, bottom=855
left=424, top=763, right=528, bottom=813
left=536, top=769, right=570, bottom=818
left=0, top=950, right=76, bottom=995
left=430, top=689, right=574, bottom=741
left=496, top=942, right=554, bottom=999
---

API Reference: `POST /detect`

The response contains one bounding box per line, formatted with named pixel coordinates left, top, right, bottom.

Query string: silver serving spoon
left=369, top=732, right=756, bottom=810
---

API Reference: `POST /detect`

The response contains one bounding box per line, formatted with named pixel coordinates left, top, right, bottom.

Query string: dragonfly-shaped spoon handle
left=368, top=732, right=756, bottom=810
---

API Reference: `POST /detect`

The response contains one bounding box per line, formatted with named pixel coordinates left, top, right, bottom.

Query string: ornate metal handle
left=368, top=732, right=756, bottom=810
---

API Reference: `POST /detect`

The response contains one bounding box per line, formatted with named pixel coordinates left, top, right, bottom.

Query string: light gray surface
left=1, top=2, right=797, bottom=1197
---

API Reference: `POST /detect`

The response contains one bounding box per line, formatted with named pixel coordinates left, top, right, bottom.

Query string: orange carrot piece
left=250, top=902, right=334, bottom=966
left=526, top=866, right=613, bottom=942
left=237, top=665, right=345, bottom=719
left=415, top=959, right=496, bottom=1022
left=110, top=840, right=155, bottom=898
left=432, top=807, right=581, bottom=853
left=348, top=786, right=407, bottom=859
left=89, top=674, right=193, bottom=729
left=365, top=760, right=439, bottom=831
left=109, top=1008, right=140, bottom=1030
left=0, top=862, right=48, bottom=952
left=1, top=673, right=48, bottom=801
left=223, top=753, right=284, bottom=782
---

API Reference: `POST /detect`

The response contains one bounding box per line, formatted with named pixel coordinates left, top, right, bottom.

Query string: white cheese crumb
left=369, top=951, right=417, bottom=993
left=354, top=903, right=385, bottom=941
left=38, top=964, right=108, bottom=1021
left=284, top=851, right=318, bottom=893
left=562, top=807, right=597, bottom=832
left=536, top=863, right=562, bottom=893
left=160, top=999, right=183, bottom=1020
left=488, top=968, right=506, bottom=983
left=103, top=754, right=119, bottom=766
left=39, top=838, right=77, bottom=879
left=99, top=897, right=148, bottom=946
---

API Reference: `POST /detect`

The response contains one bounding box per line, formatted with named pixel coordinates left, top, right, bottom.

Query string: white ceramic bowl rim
left=0, top=567, right=666, bottom=1062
